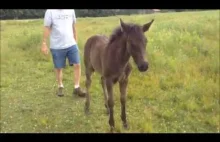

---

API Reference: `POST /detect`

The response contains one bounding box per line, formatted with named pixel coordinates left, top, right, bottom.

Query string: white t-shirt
left=44, top=9, right=77, bottom=49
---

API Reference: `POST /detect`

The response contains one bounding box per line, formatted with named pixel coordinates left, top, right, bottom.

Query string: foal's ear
left=119, top=18, right=128, bottom=32
left=143, top=19, right=154, bottom=32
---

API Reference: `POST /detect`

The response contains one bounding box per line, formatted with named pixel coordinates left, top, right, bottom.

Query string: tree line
left=0, top=9, right=206, bottom=20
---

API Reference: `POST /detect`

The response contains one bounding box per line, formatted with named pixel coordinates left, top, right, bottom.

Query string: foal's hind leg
left=85, top=68, right=93, bottom=115
left=100, top=76, right=109, bottom=114
left=119, top=63, right=132, bottom=129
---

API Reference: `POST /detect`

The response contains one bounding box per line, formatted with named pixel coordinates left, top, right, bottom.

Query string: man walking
left=41, top=9, right=86, bottom=97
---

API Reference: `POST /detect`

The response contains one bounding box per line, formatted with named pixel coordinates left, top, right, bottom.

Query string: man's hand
left=41, top=26, right=50, bottom=55
left=41, top=42, right=49, bottom=55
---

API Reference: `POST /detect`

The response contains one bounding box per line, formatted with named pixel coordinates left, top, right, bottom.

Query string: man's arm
left=42, top=10, right=52, bottom=44
left=72, top=10, right=77, bottom=42
left=73, top=24, right=77, bottom=41
left=41, top=10, right=52, bottom=55
left=42, top=26, right=51, bottom=44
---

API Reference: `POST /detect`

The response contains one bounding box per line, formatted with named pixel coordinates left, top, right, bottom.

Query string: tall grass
left=1, top=10, right=219, bottom=133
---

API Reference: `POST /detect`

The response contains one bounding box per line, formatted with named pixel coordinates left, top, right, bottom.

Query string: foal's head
left=120, top=18, right=154, bottom=72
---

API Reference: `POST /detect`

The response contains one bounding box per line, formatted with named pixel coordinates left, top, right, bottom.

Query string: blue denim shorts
left=50, top=44, right=80, bottom=69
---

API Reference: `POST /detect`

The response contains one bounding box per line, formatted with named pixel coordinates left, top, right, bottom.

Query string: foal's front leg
left=119, top=63, right=132, bottom=129
left=119, top=77, right=128, bottom=129
left=106, top=78, right=114, bottom=132
left=101, top=76, right=109, bottom=114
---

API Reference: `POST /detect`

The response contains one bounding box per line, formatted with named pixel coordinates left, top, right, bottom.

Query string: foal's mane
left=108, top=22, right=145, bottom=46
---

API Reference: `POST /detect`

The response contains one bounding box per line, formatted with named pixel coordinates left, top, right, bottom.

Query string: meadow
left=0, top=10, right=219, bottom=133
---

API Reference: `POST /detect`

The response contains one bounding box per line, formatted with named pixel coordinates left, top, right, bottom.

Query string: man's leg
left=51, top=48, right=66, bottom=97
left=74, top=63, right=81, bottom=89
left=67, top=44, right=86, bottom=97
left=55, top=68, right=64, bottom=97
left=55, top=68, right=63, bottom=88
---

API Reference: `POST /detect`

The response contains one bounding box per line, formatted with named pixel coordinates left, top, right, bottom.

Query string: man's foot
left=73, top=87, right=86, bottom=97
left=57, top=87, right=64, bottom=97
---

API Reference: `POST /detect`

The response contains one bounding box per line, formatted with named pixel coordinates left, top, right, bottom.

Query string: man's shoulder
left=45, top=9, right=54, bottom=15
left=46, top=9, right=74, bottom=13
left=65, top=9, right=75, bottom=13
left=46, top=9, right=58, bottom=12
left=65, top=9, right=75, bottom=11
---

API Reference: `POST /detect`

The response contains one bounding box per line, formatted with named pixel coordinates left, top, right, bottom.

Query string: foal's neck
left=119, top=38, right=130, bottom=66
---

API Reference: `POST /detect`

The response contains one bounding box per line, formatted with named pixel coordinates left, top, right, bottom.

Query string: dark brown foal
left=83, top=18, right=154, bottom=132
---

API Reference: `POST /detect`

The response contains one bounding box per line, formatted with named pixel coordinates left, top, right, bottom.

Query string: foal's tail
left=84, top=35, right=95, bottom=67
left=84, top=35, right=103, bottom=68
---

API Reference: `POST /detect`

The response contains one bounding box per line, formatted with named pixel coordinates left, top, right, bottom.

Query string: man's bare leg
left=55, top=68, right=64, bottom=97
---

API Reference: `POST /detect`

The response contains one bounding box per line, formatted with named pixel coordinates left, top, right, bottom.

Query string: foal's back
left=84, top=35, right=109, bottom=74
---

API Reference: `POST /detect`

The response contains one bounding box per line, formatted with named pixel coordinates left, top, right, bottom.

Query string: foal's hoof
left=123, top=123, right=129, bottom=130
left=85, top=110, right=91, bottom=115
left=110, top=126, right=115, bottom=133
left=84, top=107, right=90, bottom=115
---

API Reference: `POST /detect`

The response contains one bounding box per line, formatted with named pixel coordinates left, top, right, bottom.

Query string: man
left=41, top=9, right=86, bottom=97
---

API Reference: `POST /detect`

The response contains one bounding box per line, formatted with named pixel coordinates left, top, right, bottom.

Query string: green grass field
left=1, top=10, right=219, bottom=133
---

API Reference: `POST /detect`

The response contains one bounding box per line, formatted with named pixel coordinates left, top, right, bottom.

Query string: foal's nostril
left=138, top=62, right=149, bottom=72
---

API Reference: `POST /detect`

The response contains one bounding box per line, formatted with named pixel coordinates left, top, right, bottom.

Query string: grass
left=0, top=10, right=219, bottom=133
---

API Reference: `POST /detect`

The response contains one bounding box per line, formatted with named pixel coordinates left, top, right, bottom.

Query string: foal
left=83, top=18, right=154, bottom=132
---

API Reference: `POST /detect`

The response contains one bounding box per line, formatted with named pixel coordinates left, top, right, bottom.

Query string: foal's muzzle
left=138, top=61, right=148, bottom=72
